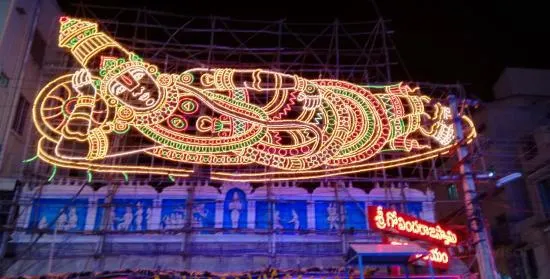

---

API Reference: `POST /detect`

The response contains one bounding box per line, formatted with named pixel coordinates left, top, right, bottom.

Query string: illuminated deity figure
left=327, top=203, right=339, bottom=230
left=66, top=207, right=78, bottom=230
left=228, top=193, right=242, bottom=228
left=56, top=208, right=67, bottom=229
left=192, top=203, right=209, bottom=228
left=135, top=202, right=148, bottom=231
left=38, top=216, right=48, bottom=230
left=273, top=210, right=283, bottom=230
left=119, top=206, right=133, bottom=231
left=32, top=17, right=477, bottom=181
left=289, top=209, right=300, bottom=230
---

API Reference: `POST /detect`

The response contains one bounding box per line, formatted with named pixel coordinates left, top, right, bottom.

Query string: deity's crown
left=58, top=16, right=98, bottom=49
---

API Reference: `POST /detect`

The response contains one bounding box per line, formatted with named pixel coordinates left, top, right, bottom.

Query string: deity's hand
left=58, top=68, right=100, bottom=147
left=71, top=68, right=94, bottom=95
left=297, top=92, right=322, bottom=110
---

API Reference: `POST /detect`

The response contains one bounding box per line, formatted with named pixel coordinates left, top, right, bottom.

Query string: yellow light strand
left=30, top=17, right=478, bottom=182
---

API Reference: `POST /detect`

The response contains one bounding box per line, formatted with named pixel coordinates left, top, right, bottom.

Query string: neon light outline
left=30, top=17, right=478, bottom=182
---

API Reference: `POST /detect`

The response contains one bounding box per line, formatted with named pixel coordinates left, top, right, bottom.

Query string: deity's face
left=107, top=65, right=161, bottom=111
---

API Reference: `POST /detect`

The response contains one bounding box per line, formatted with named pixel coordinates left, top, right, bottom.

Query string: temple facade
left=7, top=180, right=436, bottom=275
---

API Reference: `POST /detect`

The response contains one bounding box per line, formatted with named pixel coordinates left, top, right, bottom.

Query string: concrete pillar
left=149, top=196, right=162, bottom=230
left=307, top=199, right=315, bottom=231
left=215, top=199, right=223, bottom=229
left=85, top=197, right=97, bottom=231
left=248, top=200, right=256, bottom=229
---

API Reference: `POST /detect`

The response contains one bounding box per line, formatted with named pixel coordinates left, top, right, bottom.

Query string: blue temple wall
left=343, top=201, right=367, bottom=230
left=160, top=199, right=187, bottom=230
left=192, top=199, right=216, bottom=232
left=255, top=200, right=308, bottom=232
left=28, top=198, right=88, bottom=231
left=371, top=201, right=423, bottom=218
left=93, top=198, right=153, bottom=231
left=10, top=182, right=442, bottom=276
left=19, top=182, right=434, bottom=235
left=315, top=201, right=340, bottom=231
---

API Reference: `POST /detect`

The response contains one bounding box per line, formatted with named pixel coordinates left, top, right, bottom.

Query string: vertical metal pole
left=334, top=19, right=340, bottom=79
left=398, top=167, right=406, bottom=214
left=181, top=184, right=196, bottom=260
left=268, top=182, right=275, bottom=265
left=358, top=256, right=364, bottom=279
left=277, top=19, right=283, bottom=71
left=95, top=183, right=118, bottom=271
left=47, top=222, right=58, bottom=273
left=334, top=182, right=346, bottom=254
left=380, top=18, right=392, bottom=82
left=449, top=95, right=497, bottom=279
left=428, top=260, right=435, bottom=279
left=403, top=265, right=409, bottom=279
left=207, top=16, right=216, bottom=68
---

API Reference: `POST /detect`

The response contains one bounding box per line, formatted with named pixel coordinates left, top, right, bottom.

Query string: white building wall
left=478, top=68, right=550, bottom=279
left=0, top=0, right=60, bottom=179
left=493, top=68, right=550, bottom=99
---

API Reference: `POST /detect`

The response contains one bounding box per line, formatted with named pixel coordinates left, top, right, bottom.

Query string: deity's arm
left=184, top=68, right=297, bottom=90
left=184, top=68, right=322, bottom=109
left=55, top=69, right=110, bottom=160
left=61, top=69, right=96, bottom=142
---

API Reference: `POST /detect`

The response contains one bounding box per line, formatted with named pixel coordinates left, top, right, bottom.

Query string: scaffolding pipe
left=449, top=95, right=498, bottom=279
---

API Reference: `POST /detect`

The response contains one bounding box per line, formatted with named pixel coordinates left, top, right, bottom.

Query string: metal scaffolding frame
left=0, top=3, right=489, bottom=276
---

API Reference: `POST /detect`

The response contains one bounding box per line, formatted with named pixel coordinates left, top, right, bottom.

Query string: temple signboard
left=367, top=205, right=458, bottom=247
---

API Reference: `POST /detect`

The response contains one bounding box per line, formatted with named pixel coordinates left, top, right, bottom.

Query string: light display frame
left=29, top=17, right=477, bottom=182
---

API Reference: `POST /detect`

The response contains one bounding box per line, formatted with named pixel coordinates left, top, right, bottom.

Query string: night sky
left=60, top=0, right=550, bottom=101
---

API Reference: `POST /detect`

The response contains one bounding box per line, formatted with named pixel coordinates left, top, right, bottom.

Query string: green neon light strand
left=22, top=155, right=38, bottom=163
left=168, top=175, right=175, bottom=182
left=87, top=170, right=93, bottom=183
left=48, top=166, right=57, bottom=182
left=122, top=172, right=129, bottom=182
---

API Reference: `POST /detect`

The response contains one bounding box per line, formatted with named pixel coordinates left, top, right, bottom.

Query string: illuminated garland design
left=31, top=17, right=477, bottom=181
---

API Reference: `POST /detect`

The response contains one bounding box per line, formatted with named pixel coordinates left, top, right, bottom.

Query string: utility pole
left=449, top=95, right=498, bottom=279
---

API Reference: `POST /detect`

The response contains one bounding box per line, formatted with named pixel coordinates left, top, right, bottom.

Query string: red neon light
left=413, top=247, right=450, bottom=270
left=388, top=240, right=449, bottom=270
left=368, top=206, right=458, bottom=246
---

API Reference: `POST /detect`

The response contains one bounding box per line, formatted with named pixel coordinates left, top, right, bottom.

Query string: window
left=538, top=179, right=550, bottom=218
left=522, top=134, right=538, bottom=161
left=496, top=213, right=507, bottom=225
left=0, top=72, right=8, bottom=88
left=15, top=6, right=26, bottom=15
left=447, top=184, right=459, bottom=200
left=525, top=248, right=538, bottom=279
left=30, top=31, right=46, bottom=67
left=11, top=96, right=30, bottom=134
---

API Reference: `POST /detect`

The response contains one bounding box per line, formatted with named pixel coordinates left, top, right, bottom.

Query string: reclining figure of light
left=30, top=17, right=476, bottom=182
